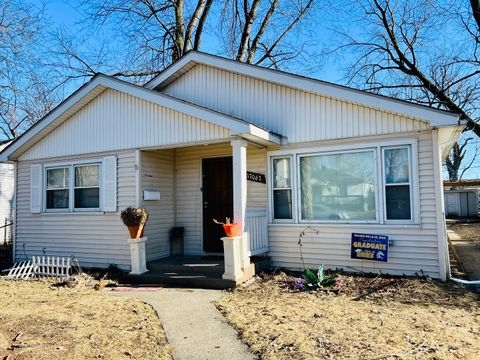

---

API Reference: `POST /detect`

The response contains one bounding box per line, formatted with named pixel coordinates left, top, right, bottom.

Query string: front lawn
left=216, top=273, right=480, bottom=360
left=0, top=277, right=172, bottom=359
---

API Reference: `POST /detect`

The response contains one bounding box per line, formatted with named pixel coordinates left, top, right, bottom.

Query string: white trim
left=42, top=158, right=102, bottom=213
left=267, top=137, right=420, bottom=226
left=44, top=165, right=71, bottom=213
left=145, top=51, right=460, bottom=126
left=231, top=139, right=249, bottom=268
left=0, top=74, right=280, bottom=161
left=296, top=148, right=379, bottom=224
left=72, top=163, right=101, bottom=212
left=269, top=155, right=296, bottom=223
left=135, top=149, right=141, bottom=208
left=381, top=144, right=417, bottom=225
left=267, top=222, right=422, bottom=229
left=432, top=129, right=449, bottom=280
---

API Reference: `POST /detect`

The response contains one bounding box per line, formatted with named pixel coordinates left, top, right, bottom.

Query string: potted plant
left=213, top=217, right=240, bottom=237
left=121, top=207, right=149, bottom=239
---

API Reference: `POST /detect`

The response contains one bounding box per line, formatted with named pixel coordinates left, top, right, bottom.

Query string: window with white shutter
left=38, top=156, right=118, bottom=213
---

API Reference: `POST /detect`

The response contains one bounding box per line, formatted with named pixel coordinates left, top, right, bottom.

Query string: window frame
left=296, top=148, right=380, bottom=224
left=43, top=159, right=102, bottom=213
left=45, top=166, right=71, bottom=212
left=73, top=163, right=101, bottom=212
left=381, top=145, right=415, bottom=224
left=269, top=155, right=296, bottom=223
left=267, top=138, right=419, bottom=226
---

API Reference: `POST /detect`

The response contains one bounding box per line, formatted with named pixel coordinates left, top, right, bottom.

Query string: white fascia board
left=0, top=74, right=273, bottom=161
left=242, top=124, right=281, bottom=144
left=147, top=52, right=460, bottom=126
left=144, top=55, right=194, bottom=89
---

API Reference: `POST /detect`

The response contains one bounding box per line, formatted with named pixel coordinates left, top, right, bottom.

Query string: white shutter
left=102, top=155, right=117, bottom=212
left=30, top=164, right=42, bottom=213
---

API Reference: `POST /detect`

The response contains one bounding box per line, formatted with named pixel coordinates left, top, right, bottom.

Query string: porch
left=134, top=139, right=272, bottom=286
left=125, top=255, right=271, bottom=289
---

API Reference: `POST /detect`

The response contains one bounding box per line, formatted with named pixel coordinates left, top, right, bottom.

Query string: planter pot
left=223, top=223, right=240, bottom=237
left=128, top=224, right=145, bottom=239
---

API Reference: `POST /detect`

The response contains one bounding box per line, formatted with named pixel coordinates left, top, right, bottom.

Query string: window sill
left=267, top=222, right=421, bottom=229
left=39, top=211, right=107, bottom=216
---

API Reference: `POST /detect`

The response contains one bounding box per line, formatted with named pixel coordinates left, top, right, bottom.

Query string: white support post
left=231, top=139, right=249, bottom=269
left=127, top=237, right=148, bottom=275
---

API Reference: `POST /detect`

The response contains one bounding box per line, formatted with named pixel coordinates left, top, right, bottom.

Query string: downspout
left=450, top=277, right=480, bottom=285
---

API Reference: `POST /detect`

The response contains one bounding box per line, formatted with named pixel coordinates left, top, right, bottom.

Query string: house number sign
left=246, top=171, right=266, bottom=184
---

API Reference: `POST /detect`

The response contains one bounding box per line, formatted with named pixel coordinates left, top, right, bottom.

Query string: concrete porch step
left=123, top=255, right=271, bottom=290
left=125, top=273, right=237, bottom=290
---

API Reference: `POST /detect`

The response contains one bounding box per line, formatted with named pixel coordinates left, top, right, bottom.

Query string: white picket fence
left=6, top=261, right=37, bottom=279
left=33, top=256, right=72, bottom=278
left=6, top=256, right=74, bottom=279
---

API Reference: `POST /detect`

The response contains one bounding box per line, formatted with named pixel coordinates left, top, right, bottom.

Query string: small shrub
left=295, top=266, right=341, bottom=291
left=120, top=207, right=149, bottom=227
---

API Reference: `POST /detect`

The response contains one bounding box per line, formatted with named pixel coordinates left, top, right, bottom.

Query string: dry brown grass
left=0, top=277, right=172, bottom=360
left=216, top=273, right=480, bottom=360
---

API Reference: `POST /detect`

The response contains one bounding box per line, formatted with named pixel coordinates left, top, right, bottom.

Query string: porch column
left=231, top=139, right=249, bottom=269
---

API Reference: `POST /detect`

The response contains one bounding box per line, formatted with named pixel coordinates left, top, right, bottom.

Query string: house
left=0, top=140, right=14, bottom=244
left=0, top=51, right=462, bottom=281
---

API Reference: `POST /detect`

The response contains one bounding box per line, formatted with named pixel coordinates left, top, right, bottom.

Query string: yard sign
left=351, top=233, right=389, bottom=262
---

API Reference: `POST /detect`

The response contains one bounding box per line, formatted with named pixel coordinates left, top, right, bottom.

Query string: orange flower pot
left=128, top=224, right=145, bottom=239
left=223, top=223, right=240, bottom=237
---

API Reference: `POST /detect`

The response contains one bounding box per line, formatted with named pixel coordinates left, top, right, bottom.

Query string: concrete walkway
left=114, top=287, right=255, bottom=360
left=448, top=228, right=480, bottom=280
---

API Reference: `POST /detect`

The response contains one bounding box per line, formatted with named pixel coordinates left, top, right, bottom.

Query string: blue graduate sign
left=351, top=233, right=389, bottom=262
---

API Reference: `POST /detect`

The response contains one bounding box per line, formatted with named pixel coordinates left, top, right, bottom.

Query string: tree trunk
left=173, top=0, right=185, bottom=62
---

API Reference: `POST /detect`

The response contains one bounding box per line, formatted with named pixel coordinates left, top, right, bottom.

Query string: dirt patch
left=216, top=273, right=480, bottom=360
left=0, top=277, right=172, bottom=359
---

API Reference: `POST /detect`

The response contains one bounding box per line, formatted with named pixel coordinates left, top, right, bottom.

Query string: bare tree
left=0, top=0, right=57, bottom=140
left=445, top=137, right=478, bottom=181
left=221, top=0, right=314, bottom=67
left=333, top=0, right=480, bottom=179
left=53, top=0, right=317, bottom=83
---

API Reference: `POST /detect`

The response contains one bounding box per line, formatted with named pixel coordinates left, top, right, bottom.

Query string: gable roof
left=0, top=74, right=281, bottom=161
left=145, top=51, right=460, bottom=127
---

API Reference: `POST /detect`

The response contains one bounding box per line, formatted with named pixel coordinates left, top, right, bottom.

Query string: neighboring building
left=0, top=140, right=14, bottom=244
left=0, top=51, right=462, bottom=280
left=444, top=180, right=480, bottom=218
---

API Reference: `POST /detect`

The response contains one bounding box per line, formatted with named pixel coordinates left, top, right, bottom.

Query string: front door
left=202, top=157, right=233, bottom=252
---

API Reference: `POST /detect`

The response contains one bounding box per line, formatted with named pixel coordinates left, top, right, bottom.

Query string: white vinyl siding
left=267, top=131, right=442, bottom=278
left=140, top=149, right=175, bottom=261
left=15, top=150, right=136, bottom=269
left=162, top=64, right=430, bottom=143
left=19, top=89, right=231, bottom=161
left=0, top=163, right=14, bottom=242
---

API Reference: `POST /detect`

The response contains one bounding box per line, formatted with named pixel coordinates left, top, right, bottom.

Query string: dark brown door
left=202, top=157, right=233, bottom=252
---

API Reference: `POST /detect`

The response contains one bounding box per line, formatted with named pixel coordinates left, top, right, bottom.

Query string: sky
left=43, top=0, right=480, bottom=180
